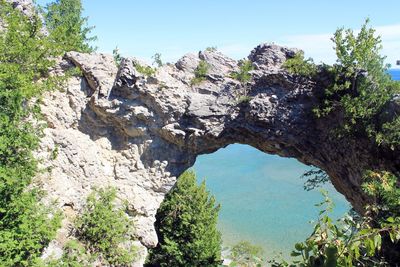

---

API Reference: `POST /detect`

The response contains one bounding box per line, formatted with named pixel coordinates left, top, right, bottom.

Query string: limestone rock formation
left=36, top=45, right=398, bottom=265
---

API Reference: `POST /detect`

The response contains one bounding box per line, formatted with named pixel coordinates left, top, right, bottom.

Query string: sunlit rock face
left=36, top=44, right=398, bottom=265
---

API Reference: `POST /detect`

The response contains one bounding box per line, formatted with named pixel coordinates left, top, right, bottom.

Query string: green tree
left=152, top=53, right=163, bottom=67
left=43, top=0, right=97, bottom=53
left=147, top=170, right=222, bottom=267
left=317, top=19, right=400, bottom=147
left=0, top=1, right=62, bottom=265
left=229, top=241, right=264, bottom=267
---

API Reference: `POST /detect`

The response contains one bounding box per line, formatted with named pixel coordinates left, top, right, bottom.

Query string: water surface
left=193, top=144, right=349, bottom=259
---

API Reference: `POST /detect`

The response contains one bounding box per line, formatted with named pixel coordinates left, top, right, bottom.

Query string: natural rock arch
left=38, top=44, right=398, bottom=261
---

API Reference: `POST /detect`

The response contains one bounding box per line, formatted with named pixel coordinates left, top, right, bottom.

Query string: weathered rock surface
left=36, top=44, right=399, bottom=265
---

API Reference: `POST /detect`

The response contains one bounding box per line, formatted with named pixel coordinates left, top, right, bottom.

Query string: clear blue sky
left=36, top=0, right=400, bottom=66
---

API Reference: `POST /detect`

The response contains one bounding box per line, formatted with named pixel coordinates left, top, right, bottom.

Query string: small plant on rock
left=75, top=187, right=137, bottom=266
left=113, top=46, right=122, bottom=67
left=230, top=59, right=254, bottom=102
left=191, top=60, right=210, bottom=85
left=283, top=51, right=318, bottom=77
left=135, top=62, right=156, bottom=76
left=205, top=46, right=218, bottom=52
left=152, top=53, right=163, bottom=67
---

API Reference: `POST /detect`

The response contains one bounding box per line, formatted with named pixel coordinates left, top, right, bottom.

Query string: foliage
left=0, top=191, right=62, bottom=267
left=271, top=181, right=400, bottom=267
left=75, top=187, right=137, bottom=266
left=147, top=170, right=222, bottom=267
left=135, top=62, right=156, bottom=76
left=113, top=46, right=122, bottom=67
left=236, top=95, right=252, bottom=104
left=42, top=0, right=97, bottom=53
left=314, top=19, right=400, bottom=148
left=191, top=60, right=210, bottom=85
left=0, top=1, right=63, bottom=265
left=205, top=46, right=218, bottom=52
left=283, top=51, right=318, bottom=77
left=230, top=59, right=254, bottom=101
left=230, top=59, right=254, bottom=84
left=362, top=171, right=400, bottom=221
left=152, top=53, right=163, bottom=67
left=229, top=241, right=264, bottom=267
left=39, top=240, right=92, bottom=267
left=301, top=168, right=330, bottom=191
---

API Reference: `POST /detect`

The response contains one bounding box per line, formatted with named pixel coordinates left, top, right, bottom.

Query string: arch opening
left=192, top=143, right=350, bottom=259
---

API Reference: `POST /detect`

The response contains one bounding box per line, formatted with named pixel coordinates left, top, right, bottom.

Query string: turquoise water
left=193, top=144, right=349, bottom=259
left=192, top=70, right=399, bottom=260
left=389, top=69, right=400, bottom=80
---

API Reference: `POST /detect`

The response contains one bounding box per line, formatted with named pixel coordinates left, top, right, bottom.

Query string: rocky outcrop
left=36, top=44, right=399, bottom=265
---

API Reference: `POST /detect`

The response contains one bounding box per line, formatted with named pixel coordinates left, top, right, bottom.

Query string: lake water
left=193, top=69, right=400, bottom=260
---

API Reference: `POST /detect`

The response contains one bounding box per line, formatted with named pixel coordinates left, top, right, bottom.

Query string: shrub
left=205, top=46, right=218, bottom=52
left=75, top=187, right=137, bottom=266
left=230, top=59, right=254, bottom=84
left=191, top=60, right=210, bottom=85
left=283, top=51, right=317, bottom=77
left=229, top=241, right=264, bottom=267
left=270, top=186, right=400, bottom=267
left=135, top=62, right=156, bottom=76
left=39, top=240, right=91, bottom=267
left=147, top=170, right=222, bottom=267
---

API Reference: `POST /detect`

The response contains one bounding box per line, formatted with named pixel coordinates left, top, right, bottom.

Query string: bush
left=75, top=187, right=137, bottom=266
left=229, top=241, right=264, bottom=267
left=283, top=51, right=317, bottom=77
left=271, top=186, right=400, bottom=267
left=230, top=59, right=254, bottom=84
left=191, top=60, right=210, bottom=85
left=147, top=170, right=222, bottom=267
left=135, top=62, right=156, bottom=76
left=39, top=240, right=92, bottom=267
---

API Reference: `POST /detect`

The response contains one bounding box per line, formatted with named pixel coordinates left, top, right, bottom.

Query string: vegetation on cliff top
left=284, top=19, right=400, bottom=149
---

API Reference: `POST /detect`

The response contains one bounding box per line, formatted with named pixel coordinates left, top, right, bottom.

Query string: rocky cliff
left=34, top=43, right=399, bottom=265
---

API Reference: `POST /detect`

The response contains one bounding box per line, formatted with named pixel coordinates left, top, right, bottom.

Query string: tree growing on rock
left=42, top=0, right=97, bottom=53
left=146, top=170, right=222, bottom=267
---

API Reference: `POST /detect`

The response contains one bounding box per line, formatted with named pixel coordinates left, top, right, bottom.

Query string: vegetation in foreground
left=42, top=187, right=137, bottom=266
left=146, top=170, right=222, bottom=267
left=0, top=0, right=96, bottom=265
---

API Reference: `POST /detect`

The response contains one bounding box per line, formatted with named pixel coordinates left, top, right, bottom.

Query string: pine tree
left=43, top=0, right=97, bottom=53
left=147, top=170, right=222, bottom=267
left=0, top=1, right=61, bottom=265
